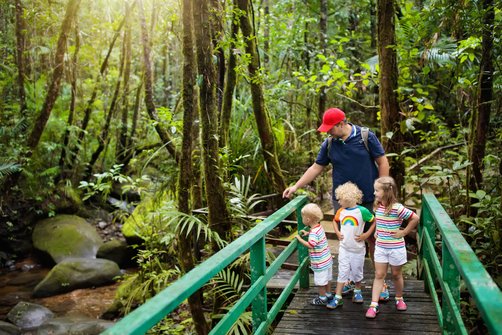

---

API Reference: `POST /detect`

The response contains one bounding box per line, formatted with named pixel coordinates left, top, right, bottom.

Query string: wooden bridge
left=102, top=194, right=502, bottom=335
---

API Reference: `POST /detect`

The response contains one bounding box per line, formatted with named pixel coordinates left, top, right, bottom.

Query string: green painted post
left=419, top=198, right=435, bottom=293
left=296, top=205, right=309, bottom=289
left=250, top=237, right=267, bottom=331
left=442, top=245, right=460, bottom=334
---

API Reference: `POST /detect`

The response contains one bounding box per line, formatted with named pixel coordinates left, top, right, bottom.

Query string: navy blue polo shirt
left=316, top=124, right=385, bottom=204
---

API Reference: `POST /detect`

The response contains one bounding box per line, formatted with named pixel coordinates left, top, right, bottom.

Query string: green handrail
left=102, top=195, right=309, bottom=335
left=418, top=193, right=502, bottom=335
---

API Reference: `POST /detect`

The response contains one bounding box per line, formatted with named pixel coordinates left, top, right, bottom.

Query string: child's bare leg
left=354, top=281, right=362, bottom=290
left=391, top=265, right=404, bottom=297
left=371, top=262, right=388, bottom=302
left=335, top=281, right=344, bottom=297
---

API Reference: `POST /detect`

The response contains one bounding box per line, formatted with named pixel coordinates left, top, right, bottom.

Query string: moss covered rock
left=32, top=215, right=103, bottom=263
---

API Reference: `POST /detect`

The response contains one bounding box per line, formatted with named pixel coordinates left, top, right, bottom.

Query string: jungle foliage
left=0, top=0, right=501, bottom=334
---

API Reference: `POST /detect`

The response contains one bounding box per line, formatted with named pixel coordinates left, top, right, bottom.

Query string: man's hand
left=282, top=185, right=298, bottom=199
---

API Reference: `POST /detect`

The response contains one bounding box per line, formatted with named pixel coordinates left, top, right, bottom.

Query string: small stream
left=0, top=257, right=120, bottom=322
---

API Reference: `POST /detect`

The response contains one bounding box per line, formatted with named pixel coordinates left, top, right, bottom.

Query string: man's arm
left=282, top=163, right=326, bottom=198
left=374, top=155, right=390, bottom=177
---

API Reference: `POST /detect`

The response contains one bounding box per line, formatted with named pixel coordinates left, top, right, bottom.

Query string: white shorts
left=313, top=266, right=333, bottom=286
left=337, top=247, right=365, bottom=283
left=374, top=246, right=407, bottom=266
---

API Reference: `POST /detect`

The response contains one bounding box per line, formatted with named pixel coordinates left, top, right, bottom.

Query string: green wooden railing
left=419, top=193, right=502, bottom=335
left=102, top=195, right=309, bottom=335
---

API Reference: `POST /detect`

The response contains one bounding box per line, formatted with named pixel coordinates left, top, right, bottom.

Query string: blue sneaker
left=341, top=281, right=355, bottom=296
left=379, top=282, right=390, bottom=302
left=326, top=297, right=344, bottom=310
left=311, top=296, right=328, bottom=305
left=352, top=290, right=363, bottom=303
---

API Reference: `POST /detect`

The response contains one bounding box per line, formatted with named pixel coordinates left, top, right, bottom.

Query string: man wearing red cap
left=283, top=107, right=390, bottom=299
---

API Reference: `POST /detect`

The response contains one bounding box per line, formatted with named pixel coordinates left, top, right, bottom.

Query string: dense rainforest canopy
left=0, top=0, right=500, bottom=333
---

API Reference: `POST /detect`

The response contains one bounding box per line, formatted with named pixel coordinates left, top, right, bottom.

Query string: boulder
left=6, top=301, right=54, bottom=330
left=32, top=215, right=103, bottom=263
left=0, top=320, right=21, bottom=335
left=33, top=258, right=121, bottom=298
left=97, top=239, right=134, bottom=267
left=34, top=316, right=114, bottom=335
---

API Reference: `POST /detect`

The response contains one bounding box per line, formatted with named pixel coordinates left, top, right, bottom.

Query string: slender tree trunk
left=236, top=0, right=287, bottom=195
left=377, top=0, right=404, bottom=194
left=318, top=0, right=328, bottom=123
left=58, top=20, right=80, bottom=181
left=467, top=0, right=494, bottom=210
left=210, top=0, right=225, bottom=112
left=71, top=4, right=134, bottom=167
left=219, top=0, right=239, bottom=149
left=263, top=0, right=270, bottom=64
left=138, top=0, right=178, bottom=163
left=86, top=38, right=125, bottom=178
left=117, top=7, right=132, bottom=166
left=193, top=0, right=231, bottom=238
left=176, top=1, right=208, bottom=334
left=15, top=0, right=27, bottom=117
left=26, top=0, right=81, bottom=150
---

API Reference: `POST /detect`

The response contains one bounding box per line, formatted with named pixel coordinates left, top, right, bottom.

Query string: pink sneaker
left=396, top=299, right=407, bottom=311
left=365, top=305, right=379, bottom=319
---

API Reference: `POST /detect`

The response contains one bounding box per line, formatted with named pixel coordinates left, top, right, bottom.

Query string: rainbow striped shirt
left=307, top=224, right=333, bottom=271
left=375, top=203, right=414, bottom=249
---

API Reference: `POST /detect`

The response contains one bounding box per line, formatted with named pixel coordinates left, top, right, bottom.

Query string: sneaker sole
left=352, top=299, right=364, bottom=304
left=326, top=303, right=343, bottom=310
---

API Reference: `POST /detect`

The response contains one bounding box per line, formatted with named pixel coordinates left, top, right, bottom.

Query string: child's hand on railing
left=299, top=229, right=309, bottom=236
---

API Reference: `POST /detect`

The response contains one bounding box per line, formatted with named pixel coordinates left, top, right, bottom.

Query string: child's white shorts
left=337, top=247, right=365, bottom=283
left=313, top=266, right=333, bottom=286
left=374, top=245, right=407, bottom=266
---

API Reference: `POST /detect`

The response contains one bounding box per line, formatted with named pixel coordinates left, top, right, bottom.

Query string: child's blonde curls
left=334, top=182, right=363, bottom=205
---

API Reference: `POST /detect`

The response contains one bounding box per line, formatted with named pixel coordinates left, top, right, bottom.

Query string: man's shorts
left=374, top=245, right=407, bottom=266
left=313, top=266, right=333, bottom=286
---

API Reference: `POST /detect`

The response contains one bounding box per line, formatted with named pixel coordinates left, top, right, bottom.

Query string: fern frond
left=0, top=162, right=21, bottom=179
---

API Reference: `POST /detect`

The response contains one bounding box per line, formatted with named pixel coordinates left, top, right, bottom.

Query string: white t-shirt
left=335, top=205, right=374, bottom=252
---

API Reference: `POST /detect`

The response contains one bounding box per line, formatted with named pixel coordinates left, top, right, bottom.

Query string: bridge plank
left=274, top=257, right=441, bottom=334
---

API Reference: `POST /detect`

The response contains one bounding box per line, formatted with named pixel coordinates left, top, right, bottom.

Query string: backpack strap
left=360, top=127, right=370, bottom=153
left=327, top=127, right=370, bottom=160
left=327, top=137, right=333, bottom=161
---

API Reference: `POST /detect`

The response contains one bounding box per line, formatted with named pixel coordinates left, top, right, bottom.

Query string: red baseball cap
left=317, top=108, right=346, bottom=132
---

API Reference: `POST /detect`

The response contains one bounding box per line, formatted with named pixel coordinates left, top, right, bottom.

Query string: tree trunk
left=138, top=0, right=178, bottom=163
left=117, top=7, right=132, bottom=167
left=194, top=0, right=231, bottom=238
left=369, top=0, right=377, bottom=49
left=15, top=0, right=27, bottom=117
left=85, top=36, right=125, bottom=178
left=377, top=0, right=404, bottom=195
left=219, top=0, right=239, bottom=149
left=71, top=5, right=132, bottom=168
left=210, top=0, right=225, bottom=112
left=318, top=0, right=328, bottom=123
left=236, top=0, right=287, bottom=195
left=26, top=0, right=81, bottom=150
left=467, top=0, right=494, bottom=211
left=58, top=20, right=80, bottom=181
left=176, top=1, right=208, bottom=334
left=263, top=0, right=270, bottom=64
